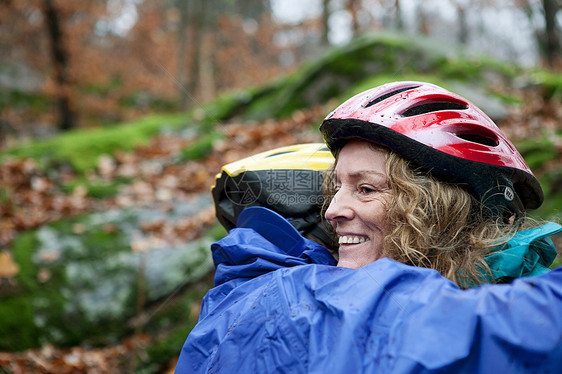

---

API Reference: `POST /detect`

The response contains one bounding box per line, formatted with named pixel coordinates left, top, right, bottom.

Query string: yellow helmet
left=211, top=143, right=336, bottom=249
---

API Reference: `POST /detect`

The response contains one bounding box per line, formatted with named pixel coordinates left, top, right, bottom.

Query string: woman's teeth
left=338, top=235, right=369, bottom=244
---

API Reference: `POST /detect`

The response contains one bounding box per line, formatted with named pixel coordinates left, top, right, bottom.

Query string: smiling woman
left=322, top=138, right=533, bottom=287
left=320, top=81, right=558, bottom=287
left=175, top=81, right=562, bottom=374
left=324, top=141, right=391, bottom=268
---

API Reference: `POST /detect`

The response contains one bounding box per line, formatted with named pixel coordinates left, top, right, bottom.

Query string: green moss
left=86, top=182, right=120, bottom=199
left=491, top=92, right=522, bottom=105
left=251, top=31, right=514, bottom=120
left=532, top=172, right=562, bottom=220
left=438, top=58, right=484, bottom=81
left=12, top=231, right=39, bottom=285
left=81, top=75, right=122, bottom=96
left=516, top=136, right=557, bottom=171
left=119, top=93, right=178, bottom=112
left=2, top=207, right=219, bottom=352
left=0, top=298, right=39, bottom=350
left=206, top=222, right=228, bottom=241
left=2, top=230, right=73, bottom=350
left=239, top=78, right=299, bottom=121
left=0, top=113, right=191, bottom=174
left=0, top=90, right=51, bottom=112
left=516, top=133, right=562, bottom=221
left=339, top=73, right=461, bottom=105
left=195, top=90, right=254, bottom=131
left=50, top=213, right=133, bottom=257
left=241, top=75, right=300, bottom=121
left=530, top=70, right=562, bottom=99
left=0, top=187, right=9, bottom=204
left=139, top=279, right=213, bottom=374
left=180, top=131, right=223, bottom=161
left=0, top=231, right=41, bottom=351
left=1, top=212, right=142, bottom=351
left=436, top=55, right=520, bottom=83
left=61, top=177, right=131, bottom=199
left=189, top=83, right=287, bottom=131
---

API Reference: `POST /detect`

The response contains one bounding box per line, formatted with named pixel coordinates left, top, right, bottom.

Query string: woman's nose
left=325, top=188, right=354, bottom=222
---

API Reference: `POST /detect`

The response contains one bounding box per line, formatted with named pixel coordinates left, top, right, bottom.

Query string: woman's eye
left=359, top=186, right=376, bottom=194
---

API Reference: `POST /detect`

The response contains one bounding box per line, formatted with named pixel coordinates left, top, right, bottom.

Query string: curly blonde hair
left=323, top=144, right=524, bottom=288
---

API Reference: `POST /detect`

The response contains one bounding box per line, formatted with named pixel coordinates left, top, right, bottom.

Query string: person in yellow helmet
left=212, top=143, right=337, bottom=250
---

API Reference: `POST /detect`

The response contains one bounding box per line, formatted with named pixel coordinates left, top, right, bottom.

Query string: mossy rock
left=1, top=197, right=216, bottom=352
left=517, top=136, right=558, bottom=171
left=237, top=32, right=517, bottom=123
left=0, top=113, right=192, bottom=175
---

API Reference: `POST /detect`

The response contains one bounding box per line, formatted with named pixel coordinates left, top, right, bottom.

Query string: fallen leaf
left=0, top=250, right=19, bottom=278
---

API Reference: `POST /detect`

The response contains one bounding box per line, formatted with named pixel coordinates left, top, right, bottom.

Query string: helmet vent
left=401, top=101, right=468, bottom=117
left=365, top=86, right=420, bottom=108
left=456, top=133, right=499, bottom=147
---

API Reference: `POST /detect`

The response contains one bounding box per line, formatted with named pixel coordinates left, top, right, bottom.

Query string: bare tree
left=515, top=0, right=562, bottom=67
left=177, top=0, right=273, bottom=107
left=416, top=1, right=430, bottom=35
left=452, top=0, right=469, bottom=45
left=198, top=0, right=215, bottom=102
left=322, top=0, right=331, bottom=45
left=395, top=0, right=404, bottom=30
left=542, top=0, right=562, bottom=67
left=177, top=0, right=206, bottom=109
left=347, top=0, right=360, bottom=37
left=43, top=0, right=76, bottom=131
left=177, top=0, right=190, bottom=110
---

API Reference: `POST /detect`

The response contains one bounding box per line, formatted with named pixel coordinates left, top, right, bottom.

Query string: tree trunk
left=187, top=0, right=205, bottom=106
left=199, top=40, right=215, bottom=102
left=199, top=34, right=216, bottom=102
left=43, top=0, right=76, bottom=131
left=395, top=0, right=404, bottom=30
left=416, top=2, right=430, bottom=36
left=542, top=0, right=561, bottom=67
left=347, top=0, right=360, bottom=37
left=177, top=0, right=190, bottom=110
left=197, top=0, right=215, bottom=102
left=321, top=0, right=330, bottom=46
left=456, top=4, right=468, bottom=45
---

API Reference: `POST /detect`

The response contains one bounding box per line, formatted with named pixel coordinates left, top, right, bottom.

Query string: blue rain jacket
left=176, top=207, right=562, bottom=373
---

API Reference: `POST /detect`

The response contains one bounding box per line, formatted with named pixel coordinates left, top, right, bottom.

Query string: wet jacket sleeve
left=176, top=225, right=562, bottom=373
left=197, top=225, right=337, bottom=320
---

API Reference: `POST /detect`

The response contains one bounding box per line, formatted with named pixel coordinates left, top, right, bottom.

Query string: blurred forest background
left=2, top=0, right=562, bottom=141
left=1, top=0, right=562, bottom=373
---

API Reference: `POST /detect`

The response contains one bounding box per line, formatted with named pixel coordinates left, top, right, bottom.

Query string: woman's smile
left=337, top=234, right=370, bottom=244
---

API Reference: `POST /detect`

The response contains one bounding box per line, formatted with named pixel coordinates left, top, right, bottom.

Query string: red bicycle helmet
left=320, top=81, right=543, bottom=218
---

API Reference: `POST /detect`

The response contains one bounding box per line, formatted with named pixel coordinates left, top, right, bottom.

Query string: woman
left=320, top=81, right=556, bottom=288
left=175, top=82, right=562, bottom=373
